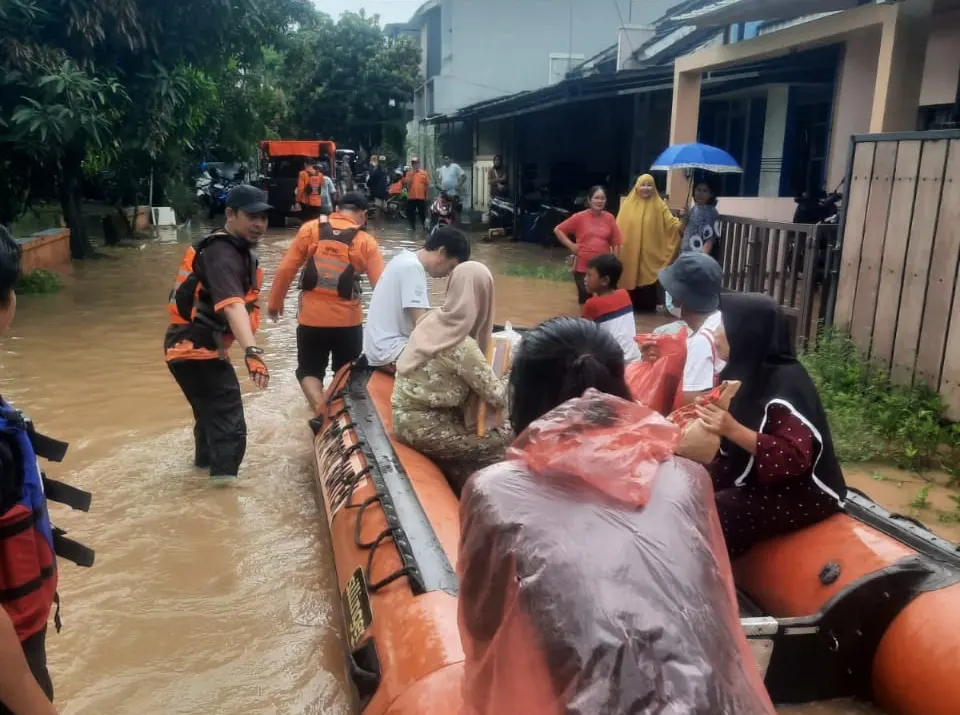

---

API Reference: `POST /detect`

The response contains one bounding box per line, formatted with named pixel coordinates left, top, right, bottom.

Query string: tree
left=0, top=0, right=313, bottom=256
left=281, top=11, right=421, bottom=154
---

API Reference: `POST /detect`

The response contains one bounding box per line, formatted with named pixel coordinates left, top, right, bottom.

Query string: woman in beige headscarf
left=617, top=174, right=681, bottom=312
left=393, top=261, right=510, bottom=495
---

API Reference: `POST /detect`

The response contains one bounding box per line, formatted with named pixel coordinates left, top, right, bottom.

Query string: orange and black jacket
left=165, top=230, right=263, bottom=362
left=0, top=402, right=93, bottom=642
left=297, top=167, right=324, bottom=207
left=268, top=214, right=384, bottom=328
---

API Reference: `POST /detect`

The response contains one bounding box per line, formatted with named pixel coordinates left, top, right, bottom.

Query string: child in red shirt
left=582, top=254, right=641, bottom=362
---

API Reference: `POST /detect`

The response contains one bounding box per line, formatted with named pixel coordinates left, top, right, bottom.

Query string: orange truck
left=256, top=140, right=336, bottom=227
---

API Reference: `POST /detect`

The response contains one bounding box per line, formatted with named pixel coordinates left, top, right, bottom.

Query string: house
left=401, top=0, right=677, bottom=120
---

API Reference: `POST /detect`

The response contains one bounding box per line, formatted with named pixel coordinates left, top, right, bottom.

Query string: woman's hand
left=696, top=403, right=734, bottom=438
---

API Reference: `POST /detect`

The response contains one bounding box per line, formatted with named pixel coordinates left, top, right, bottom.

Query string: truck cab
left=256, top=140, right=336, bottom=228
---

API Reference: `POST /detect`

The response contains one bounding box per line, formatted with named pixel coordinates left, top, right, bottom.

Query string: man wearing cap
left=268, top=192, right=385, bottom=421
left=403, top=157, right=430, bottom=231
left=654, top=251, right=725, bottom=406
left=165, top=184, right=271, bottom=485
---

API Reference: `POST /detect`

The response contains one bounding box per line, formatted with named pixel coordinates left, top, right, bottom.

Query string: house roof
left=668, top=0, right=863, bottom=26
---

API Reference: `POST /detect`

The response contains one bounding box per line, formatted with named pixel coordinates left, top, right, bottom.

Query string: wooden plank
left=834, top=142, right=876, bottom=329
left=850, top=141, right=898, bottom=351
left=870, top=140, right=921, bottom=369
left=916, top=140, right=960, bottom=389
left=891, top=140, right=949, bottom=384
left=941, top=251, right=960, bottom=419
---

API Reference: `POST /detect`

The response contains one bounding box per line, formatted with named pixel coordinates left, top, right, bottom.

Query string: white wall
left=422, top=0, right=676, bottom=116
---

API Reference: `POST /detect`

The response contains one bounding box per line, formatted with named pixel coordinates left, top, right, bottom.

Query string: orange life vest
left=299, top=167, right=325, bottom=207
left=299, top=217, right=361, bottom=302
left=167, top=231, right=262, bottom=351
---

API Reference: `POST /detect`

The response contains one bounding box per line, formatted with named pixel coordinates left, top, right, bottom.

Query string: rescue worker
left=296, top=162, right=325, bottom=222
left=404, top=157, right=430, bottom=231
left=165, top=185, right=271, bottom=485
left=0, top=225, right=93, bottom=715
left=267, top=192, right=385, bottom=421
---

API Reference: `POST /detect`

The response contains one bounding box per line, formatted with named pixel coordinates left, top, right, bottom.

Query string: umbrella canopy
left=651, top=142, right=743, bottom=174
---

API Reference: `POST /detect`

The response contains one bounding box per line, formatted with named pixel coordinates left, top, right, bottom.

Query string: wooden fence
left=717, top=216, right=839, bottom=345
left=833, top=129, right=960, bottom=418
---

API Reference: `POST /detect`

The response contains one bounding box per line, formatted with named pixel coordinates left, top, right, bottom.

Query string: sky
left=312, top=0, right=423, bottom=25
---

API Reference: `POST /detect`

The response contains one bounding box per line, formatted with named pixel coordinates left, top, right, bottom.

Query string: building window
left=919, top=104, right=959, bottom=131
left=725, top=21, right=763, bottom=44
left=548, top=53, right=585, bottom=85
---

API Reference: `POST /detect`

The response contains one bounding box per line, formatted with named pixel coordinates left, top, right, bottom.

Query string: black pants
left=573, top=271, right=589, bottom=305
left=0, top=629, right=53, bottom=714
left=629, top=283, right=660, bottom=313
left=296, top=325, right=363, bottom=382
left=168, top=359, right=246, bottom=478
left=408, top=199, right=427, bottom=229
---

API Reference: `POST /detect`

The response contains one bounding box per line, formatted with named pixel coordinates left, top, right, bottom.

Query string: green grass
left=501, top=262, right=571, bottom=282
left=911, top=485, right=931, bottom=509
left=18, top=270, right=63, bottom=295
left=801, top=328, right=960, bottom=472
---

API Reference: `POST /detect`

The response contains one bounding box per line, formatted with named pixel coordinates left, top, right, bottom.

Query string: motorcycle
left=426, top=191, right=455, bottom=233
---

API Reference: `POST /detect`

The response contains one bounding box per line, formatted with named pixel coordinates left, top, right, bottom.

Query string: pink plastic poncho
left=457, top=389, right=775, bottom=715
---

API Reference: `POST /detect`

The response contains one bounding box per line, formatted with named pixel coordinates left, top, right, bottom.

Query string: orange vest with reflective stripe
left=299, top=217, right=361, bottom=303
left=168, top=232, right=262, bottom=339
left=298, top=168, right=324, bottom=207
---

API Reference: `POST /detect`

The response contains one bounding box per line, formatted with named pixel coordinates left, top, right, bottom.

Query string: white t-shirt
left=363, top=250, right=430, bottom=366
left=683, top=311, right=727, bottom=392
left=438, top=163, right=464, bottom=195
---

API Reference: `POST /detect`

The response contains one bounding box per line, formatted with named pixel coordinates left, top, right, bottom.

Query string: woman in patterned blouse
left=392, top=261, right=509, bottom=495
left=696, top=293, right=847, bottom=558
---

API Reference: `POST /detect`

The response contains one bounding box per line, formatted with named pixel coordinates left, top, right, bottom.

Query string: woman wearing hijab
left=696, top=293, right=846, bottom=558
left=617, top=174, right=681, bottom=312
left=393, top=261, right=509, bottom=495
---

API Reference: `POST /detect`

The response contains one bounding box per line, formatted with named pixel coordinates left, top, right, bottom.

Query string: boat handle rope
left=354, top=495, right=385, bottom=548
left=363, top=526, right=426, bottom=594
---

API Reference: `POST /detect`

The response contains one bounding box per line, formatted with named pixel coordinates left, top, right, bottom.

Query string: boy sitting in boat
left=362, top=226, right=471, bottom=369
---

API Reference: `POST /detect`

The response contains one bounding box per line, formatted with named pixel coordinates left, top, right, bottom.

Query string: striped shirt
left=582, top=289, right=642, bottom=363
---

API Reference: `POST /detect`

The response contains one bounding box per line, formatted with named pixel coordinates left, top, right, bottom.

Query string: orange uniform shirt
left=268, top=214, right=385, bottom=328
left=297, top=168, right=323, bottom=207
left=405, top=169, right=430, bottom=201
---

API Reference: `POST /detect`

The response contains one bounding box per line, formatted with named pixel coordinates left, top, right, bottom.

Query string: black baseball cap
left=339, top=192, right=369, bottom=212
left=658, top=252, right=722, bottom=314
left=226, top=185, right=271, bottom=214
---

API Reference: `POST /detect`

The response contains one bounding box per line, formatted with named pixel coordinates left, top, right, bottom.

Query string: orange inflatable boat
left=313, top=363, right=960, bottom=714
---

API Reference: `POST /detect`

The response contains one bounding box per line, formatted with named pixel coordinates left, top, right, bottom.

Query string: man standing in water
left=165, top=185, right=271, bottom=485
left=438, top=154, right=465, bottom=224
left=268, top=192, right=384, bottom=422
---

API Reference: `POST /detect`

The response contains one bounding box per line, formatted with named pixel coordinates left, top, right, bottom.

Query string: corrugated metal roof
left=670, top=0, right=865, bottom=26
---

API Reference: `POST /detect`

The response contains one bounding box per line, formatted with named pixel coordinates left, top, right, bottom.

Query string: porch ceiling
left=671, top=0, right=864, bottom=27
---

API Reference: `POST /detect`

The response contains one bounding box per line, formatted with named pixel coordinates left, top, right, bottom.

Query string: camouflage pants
left=393, top=408, right=511, bottom=497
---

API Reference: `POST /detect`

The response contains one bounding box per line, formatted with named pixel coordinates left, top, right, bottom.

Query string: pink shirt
left=556, top=210, right=622, bottom=273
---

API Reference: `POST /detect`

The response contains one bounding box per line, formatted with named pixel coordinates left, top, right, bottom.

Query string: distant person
left=487, top=155, right=507, bottom=200
left=553, top=186, right=622, bottom=305
left=617, top=174, right=681, bottom=313
left=0, top=225, right=93, bottom=715
left=668, top=179, right=723, bottom=317
left=404, top=157, right=430, bottom=231
left=368, top=155, right=389, bottom=231
left=341, top=158, right=354, bottom=193
left=392, top=262, right=509, bottom=495
left=295, top=163, right=324, bottom=222
left=166, top=185, right=271, bottom=485
left=316, top=162, right=338, bottom=216
left=697, top=293, right=846, bottom=558
left=438, top=154, right=465, bottom=222
left=655, top=251, right=724, bottom=407
left=582, top=253, right=641, bottom=363
left=268, top=192, right=384, bottom=420
left=363, top=226, right=471, bottom=368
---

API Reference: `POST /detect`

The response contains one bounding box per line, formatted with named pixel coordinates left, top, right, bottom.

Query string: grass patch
left=801, top=329, right=960, bottom=472
left=501, top=262, right=571, bottom=282
left=911, top=485, right=931, bottom=509
left=18, top=270, right=63, bottom=295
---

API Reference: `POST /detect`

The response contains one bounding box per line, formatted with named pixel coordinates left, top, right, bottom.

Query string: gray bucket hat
left=658, top=252, right=722, bottom=314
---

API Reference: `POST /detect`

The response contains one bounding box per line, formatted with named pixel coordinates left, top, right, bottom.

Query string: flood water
left=3, top=220, right=883, bottom=714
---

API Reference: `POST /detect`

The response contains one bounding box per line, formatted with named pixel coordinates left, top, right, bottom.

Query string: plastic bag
left=625, top=328, right=688, bottom=415
left=670, top=381, right=742, bottom=464
left=458, top=389, right=775, bottom=715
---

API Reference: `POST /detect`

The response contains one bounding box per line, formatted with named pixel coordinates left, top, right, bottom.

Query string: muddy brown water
left=2, top=222, right=891, bottom=714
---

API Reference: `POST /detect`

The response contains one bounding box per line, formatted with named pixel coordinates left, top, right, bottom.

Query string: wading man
left=165, top=185, right=271, bottom=485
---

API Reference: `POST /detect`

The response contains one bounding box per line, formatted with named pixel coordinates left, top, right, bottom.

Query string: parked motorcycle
left=426, top=191, right=455, bottom=233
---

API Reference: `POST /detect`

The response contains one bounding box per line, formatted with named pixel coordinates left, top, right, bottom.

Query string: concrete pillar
left=870, top=0, right=933, bottom=132
left=759, top=85, right=790, bottom=197
left=666, top=67, right=701, bottom=206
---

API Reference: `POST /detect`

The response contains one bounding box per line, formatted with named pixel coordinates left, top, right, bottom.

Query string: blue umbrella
left=651, top=142, right=742, bottom=174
